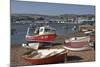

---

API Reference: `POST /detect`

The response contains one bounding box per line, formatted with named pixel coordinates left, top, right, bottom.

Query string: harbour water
left=11, top=22, right=79, bottom=44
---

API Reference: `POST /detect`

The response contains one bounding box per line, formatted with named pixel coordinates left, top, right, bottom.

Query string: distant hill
left=11, top=13, right=95, bottom=17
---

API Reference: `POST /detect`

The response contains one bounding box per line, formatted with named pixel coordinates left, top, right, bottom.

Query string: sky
left=11, top=0, right=95, bottom=16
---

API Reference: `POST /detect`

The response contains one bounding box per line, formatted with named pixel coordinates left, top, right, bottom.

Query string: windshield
left=27, top=27, right=39, bottom=36
left=45, top=28, right=55, bottom=33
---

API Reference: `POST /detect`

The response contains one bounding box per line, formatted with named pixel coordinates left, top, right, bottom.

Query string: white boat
left=63, top=36, right=90, bottom=51
left=22, top=43, right=40, bottom=50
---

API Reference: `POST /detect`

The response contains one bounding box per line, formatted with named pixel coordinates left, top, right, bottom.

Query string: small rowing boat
left=22, top=48, right=66, bottom=64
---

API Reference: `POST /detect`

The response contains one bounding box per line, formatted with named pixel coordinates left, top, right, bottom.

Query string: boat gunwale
left=21, top=49, right=66, bottom=60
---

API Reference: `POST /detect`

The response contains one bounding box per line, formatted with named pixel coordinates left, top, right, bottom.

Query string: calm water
left=11, top=22, right=79, bottom=44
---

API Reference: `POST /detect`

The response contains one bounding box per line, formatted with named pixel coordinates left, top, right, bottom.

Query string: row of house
left=48, top=14, right=95, bottom=24
left=12, top=14, right=95, bottom=24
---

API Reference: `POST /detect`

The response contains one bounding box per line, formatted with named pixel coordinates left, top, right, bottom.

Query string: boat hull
left=26, top=34, right=56, bottom=42
left=22, top=53, right=65, bottom=65
left=63, top=41, right=89, bottom=51
left=63, top=36, right=90, bottom=51
left=21, top=49, right=66, bottom=64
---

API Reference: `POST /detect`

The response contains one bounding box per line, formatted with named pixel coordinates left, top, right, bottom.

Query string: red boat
left=22, top=49, right=66, bottom=64
left=63, top=36, right=90, bottom=51
left=22, top=24, right=56, bottom=49
left=26, top=25, right=56, bottom=42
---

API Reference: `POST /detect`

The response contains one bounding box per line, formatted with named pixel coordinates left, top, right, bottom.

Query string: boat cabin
left=27, top=25, right=56, bottom=36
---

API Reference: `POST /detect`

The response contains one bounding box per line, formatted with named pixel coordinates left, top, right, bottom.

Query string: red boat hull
left=63, top=41, right=89, bottom=51
left=26, top=34, right=56, bottom=42
left=22, top=53, right=65, bottom=64
left=64, top=41, right=89, bottom=48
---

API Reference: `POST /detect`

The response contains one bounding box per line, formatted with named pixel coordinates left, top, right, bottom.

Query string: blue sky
left=11, top=0, right=95, bottom=15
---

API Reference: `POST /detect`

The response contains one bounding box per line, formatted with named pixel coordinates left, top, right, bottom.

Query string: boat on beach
left=26, top=25, right=56, bottom=42
left=63, top=36, right=90, bottom=51
left=22, top=48, right=66, bottom=64
left=22, top=23, right=56, bottom=49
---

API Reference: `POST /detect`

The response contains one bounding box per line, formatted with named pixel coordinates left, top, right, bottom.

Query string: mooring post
left=64, top=50, right=69, bottom=63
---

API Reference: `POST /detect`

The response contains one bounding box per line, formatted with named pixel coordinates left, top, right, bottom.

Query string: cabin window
left=27, top=27, right=39, bottom=35
left=40, top=28, right=43, bottom=32
left=27, top=28, right=35, bottom=35
left=34, top=28, right=39, bottom=34
left=45, top=28, right=50, bottom=32
left=45, top=28, right=55, bottom=33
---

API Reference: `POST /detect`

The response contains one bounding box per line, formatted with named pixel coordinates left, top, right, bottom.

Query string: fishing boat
left=22, top=48, right=66, bottom=64
left=26, top=24, right=56, bottom=42
left=22, top=23, right=56, bottom=49
left=63, top=36, right=90, bottom=51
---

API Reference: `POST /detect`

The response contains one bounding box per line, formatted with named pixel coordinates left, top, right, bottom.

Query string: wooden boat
left=26, top=25, right=56, bottom=42
left=22, top=23, right=56, bottom=49
left=22, top=49, right=66, bottom=64
left=63, top=36, right=90, bottom=51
